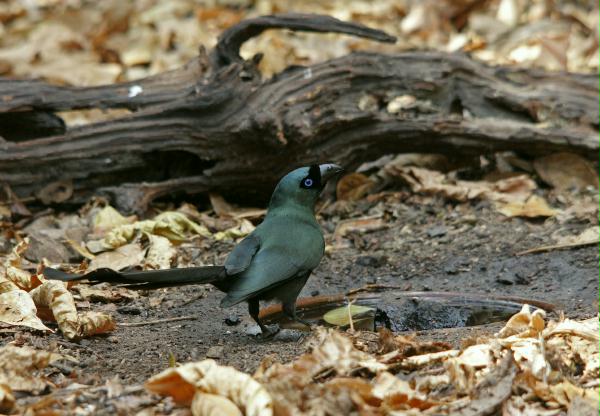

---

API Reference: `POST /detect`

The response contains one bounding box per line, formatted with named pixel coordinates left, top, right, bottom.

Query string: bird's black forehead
left=307, top=164, right=321, bottom=182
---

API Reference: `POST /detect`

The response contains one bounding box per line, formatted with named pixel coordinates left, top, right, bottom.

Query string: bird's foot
left=259, top=325, right=280, bottom=339
left=296, top=318, right=313, bottom=332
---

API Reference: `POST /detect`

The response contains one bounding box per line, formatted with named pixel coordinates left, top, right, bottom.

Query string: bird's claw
left=297, top=319, right=313, bottom=331
left=259, top=325, right=280, bottom=339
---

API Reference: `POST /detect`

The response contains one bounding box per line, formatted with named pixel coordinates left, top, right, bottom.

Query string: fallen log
left=0, top=14, right=597, bottom=213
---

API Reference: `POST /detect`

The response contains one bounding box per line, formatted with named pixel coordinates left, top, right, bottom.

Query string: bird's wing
left=224, top=234, right=261, bottom=275
left=220, top=247, right=306, bottom=307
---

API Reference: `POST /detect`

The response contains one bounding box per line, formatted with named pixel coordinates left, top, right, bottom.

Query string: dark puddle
left=260, top=289, right=555, bottom=332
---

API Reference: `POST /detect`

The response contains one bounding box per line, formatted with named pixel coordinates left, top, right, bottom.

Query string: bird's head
left=268, top=163, right=343, bottom=211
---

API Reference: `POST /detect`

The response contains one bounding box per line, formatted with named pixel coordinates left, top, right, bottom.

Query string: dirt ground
left=5, top=191, right=597, bottom=390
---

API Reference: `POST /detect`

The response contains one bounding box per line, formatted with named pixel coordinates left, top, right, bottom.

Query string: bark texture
left=0, top=14, right=597, bottom=212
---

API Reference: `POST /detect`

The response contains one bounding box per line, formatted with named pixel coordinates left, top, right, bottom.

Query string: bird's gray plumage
left=44, top=163, right=343, bottom=336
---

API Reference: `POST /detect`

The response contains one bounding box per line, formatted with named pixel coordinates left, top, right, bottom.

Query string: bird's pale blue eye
left=304, top=178, right=313, bottom=187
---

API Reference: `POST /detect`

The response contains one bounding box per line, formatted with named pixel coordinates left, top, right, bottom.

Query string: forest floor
left=5, top=185, right=597, bottom=387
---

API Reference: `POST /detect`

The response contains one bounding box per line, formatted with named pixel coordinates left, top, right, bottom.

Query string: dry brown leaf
left=0, top=383, right=15, bottom=414
left=336, top=173, right=376, bottom=201
left=210, top=193, right=236, bottom=217
left=146, top=359, right=273, bottom=416
left=534, top=153, right=599, bottom=191
left=0, top=345, right=53, bottom=394
left=0, top=290, right=51, bottom=332
left=29, top=280, right=79, bottom=339
left=262, top=328, right=387, bottom=388
left=496, top=195, right=559, bottom=218
left=76, top=285, right=138, bottom=303
left=395, top=167, right=537, bottom=204
left=88, top=242, right=146, bottom=272
left=381, top=153, right=450, bottom=173
left=0, top=205, right=11, bottom=220
left=557, top=195, right=599, bottom=223
left=65, top=238, right=96, bottom=260
left=545, top=317, right=599, bottom=383
left=3, top=238, right=45, bottom=291
left=333, top=217, right=387, bottom=240
left=0, top=274, right=20, bottom=294
left=78, top=311, right=116, bottom=337
left=5, top=266, right=43, bottom=291
left=378, top=329, right=452, bottom=356
left=549, top=380, right=598, bottom=408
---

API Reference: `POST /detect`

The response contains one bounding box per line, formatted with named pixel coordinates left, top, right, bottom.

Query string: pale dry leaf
left=548, top=380, right=598, bottom=408
left=214, top=219, right=255, bottom=241
left=497, top=304, right=546, bottom=339
left=555, top=226, right=599, bottom=246
left=0, top=274, right=20, bottom=294
left=29, top=280, right=79, bottom=339
left=557, top=195, right=599, bottom=223
left=191, top=392, right=243, bottom=416
left=144, top=234, right=177, bottom=269
left=153, top=212, right=212, bottom=241
left=93, top=205, right=135, bottom=235
left=304, top=328, right=388, bottom=375
left=503, top=395, right=563, bottom=416
left=446, top=344, right=494, bottom=392
left=5, top=238, right=29, bottom=268
left=102, top=211, right=211, bottom=249
left=497, top=0, right=520, bottom=26
left=88, top=242, right=146, bottom=271
left=545, top=317, right=599, bottom=382
left=393, top=167, right=537, bottom=204
left=371, top=371, right=436, bottom=410
left=544, top=316, right=599, bottom=342
left=146, top=359, right=273, bottom=416
left=0, top=290, right=51, bottom=332
left=496, top=195, right=558, bottom=218
left=401, top=349, right=460, bottom=369
left=508, top=338, right=550, bottom=380
left=386, top=94, right=417, bottom=113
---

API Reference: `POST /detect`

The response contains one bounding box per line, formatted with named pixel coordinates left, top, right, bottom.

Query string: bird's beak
left=319, top=163, right=343, bottom=183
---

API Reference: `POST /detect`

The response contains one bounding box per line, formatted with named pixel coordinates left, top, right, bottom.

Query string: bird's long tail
left=43, top=266, right=227, bottom=290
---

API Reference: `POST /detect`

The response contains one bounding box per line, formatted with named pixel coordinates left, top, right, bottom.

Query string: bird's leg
left=282, top=301, right=312, bottom=331
left=248, top=298, right=277, bottom=338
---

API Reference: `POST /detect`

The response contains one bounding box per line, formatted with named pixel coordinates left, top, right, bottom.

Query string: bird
left=44, top=163, right=343, bottom=336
